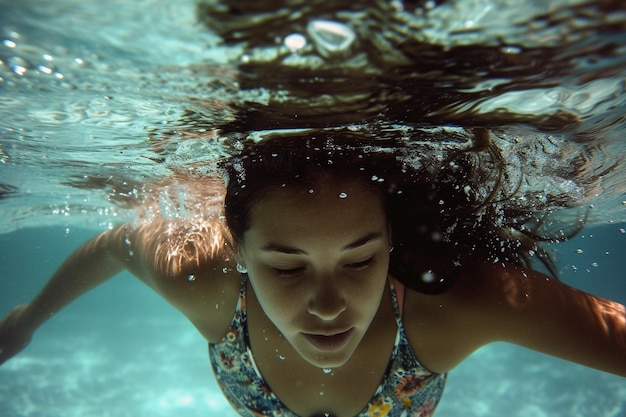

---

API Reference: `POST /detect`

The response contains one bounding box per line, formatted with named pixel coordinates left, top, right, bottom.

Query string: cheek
left=359, top=276, right=388, bottom=310
left=249, top=273, right=305, bottom=321
left=353, top=264, right=389, bottom=311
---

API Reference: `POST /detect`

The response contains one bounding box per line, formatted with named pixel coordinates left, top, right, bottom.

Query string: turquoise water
left=1, top=226, right=624, bottom=416
left=1, top=0, right=625, bottom=416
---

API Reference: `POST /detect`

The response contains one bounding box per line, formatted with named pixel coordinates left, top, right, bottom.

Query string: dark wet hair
left=220, top=127, right=583, bottom=294
left=221, top=130, right=404, bottom=243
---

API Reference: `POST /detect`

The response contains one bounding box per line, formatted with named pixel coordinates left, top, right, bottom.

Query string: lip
left=303, top=328, right=354, bottom=351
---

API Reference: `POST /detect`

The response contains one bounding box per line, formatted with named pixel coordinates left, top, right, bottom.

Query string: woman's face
left=238, top=178, right=391, bottom=368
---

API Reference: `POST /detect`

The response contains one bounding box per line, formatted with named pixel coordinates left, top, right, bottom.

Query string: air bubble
left=421, top=270, right=436, bottom=283
left=323, top=368, right=332, bottom=374
left=307, top=19, right=356, bottom=58
left=8, top=56, right=28, bottom=75
left=501, top=46, right=522, bottom=54
left=37, top=65, right=53, bottom=74
left=284, top=33, right=307, bottom=53
left=338, top=192, right=348, bottom=199
left=188, top=274, right=196, bottom=281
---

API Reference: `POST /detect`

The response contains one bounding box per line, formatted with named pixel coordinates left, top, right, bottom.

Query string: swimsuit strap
left=389, top=276, right=406, bottom=322
left=235, top=274, right=248, bottom=318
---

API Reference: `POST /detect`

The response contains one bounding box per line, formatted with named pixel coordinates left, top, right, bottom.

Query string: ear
left=234, top=244, right=247, bottom=268
left=232, top=245, right=249, bottom=274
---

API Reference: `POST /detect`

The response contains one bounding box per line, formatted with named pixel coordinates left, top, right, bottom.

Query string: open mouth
left=303, top=328, right=354, bottom=351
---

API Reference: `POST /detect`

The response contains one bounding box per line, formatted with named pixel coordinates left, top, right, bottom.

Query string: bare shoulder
left=104, top=221, right=241, bottom=343
left=403, top=259, right=626, bottom=376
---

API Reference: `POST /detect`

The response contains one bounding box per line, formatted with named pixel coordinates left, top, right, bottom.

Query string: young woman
left=0, top=129, right=624, bottom=417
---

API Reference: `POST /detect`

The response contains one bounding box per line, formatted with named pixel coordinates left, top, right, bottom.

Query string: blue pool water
left=1, top=0, right=625, bottom=416
left=0, top=226, right=624, bottom=417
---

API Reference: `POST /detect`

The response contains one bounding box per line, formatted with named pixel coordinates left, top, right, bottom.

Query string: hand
left=0, top=304, right=34, bottom=365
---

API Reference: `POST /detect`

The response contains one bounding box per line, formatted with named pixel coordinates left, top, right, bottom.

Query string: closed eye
left=273, top=267, right=305, bottom=278
left=346, top=257, right=376, bottom=271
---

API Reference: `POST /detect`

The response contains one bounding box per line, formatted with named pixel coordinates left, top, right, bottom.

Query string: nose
left=307, top=275, right=347, bottom=321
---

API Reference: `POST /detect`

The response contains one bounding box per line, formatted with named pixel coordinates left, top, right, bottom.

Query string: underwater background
left=1, top=225, right=624, bottom=416
left=1, top=0, right=625, bottom=416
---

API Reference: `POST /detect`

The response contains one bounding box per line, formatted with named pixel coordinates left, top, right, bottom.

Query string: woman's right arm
left=0, top=225, right=134, bottom=365
left=0, top=218, right=239, bottom=364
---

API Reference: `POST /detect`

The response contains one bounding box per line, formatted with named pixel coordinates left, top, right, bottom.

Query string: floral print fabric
left=209, top=277, right=447, bottom=417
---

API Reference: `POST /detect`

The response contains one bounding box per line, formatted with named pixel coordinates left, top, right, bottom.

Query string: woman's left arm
left=457, top=261, right=626, bottom=377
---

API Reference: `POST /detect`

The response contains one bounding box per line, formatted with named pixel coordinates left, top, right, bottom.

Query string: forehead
left=245, top=178, right=387, bottom=243
left=256, top=176, right=383, bottom=211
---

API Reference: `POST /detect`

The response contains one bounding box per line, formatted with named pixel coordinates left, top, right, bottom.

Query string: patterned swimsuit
left=209, top=277, right=447, bottom=417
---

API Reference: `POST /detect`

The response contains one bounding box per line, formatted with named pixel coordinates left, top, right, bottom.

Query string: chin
left=305, top=352, right=352, bottom=369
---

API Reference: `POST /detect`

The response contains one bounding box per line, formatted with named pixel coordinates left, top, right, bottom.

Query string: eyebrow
left=342, top=232, right=383, bottom=251
left=261, top=232, right=383, bottom=254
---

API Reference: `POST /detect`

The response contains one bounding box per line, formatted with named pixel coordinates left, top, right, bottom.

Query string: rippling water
left=1, top=2, right=626, bottom=417
left=1, top=0, right=625, bottom=234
